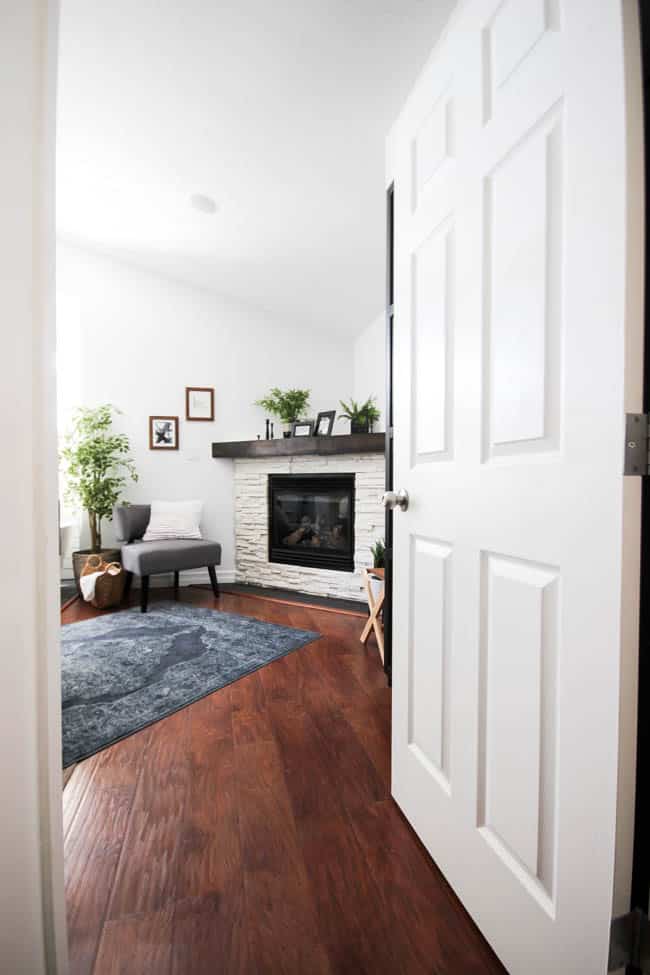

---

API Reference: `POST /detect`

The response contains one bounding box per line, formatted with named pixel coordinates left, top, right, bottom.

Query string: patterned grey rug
left=61, top=601, right=319, bottom=767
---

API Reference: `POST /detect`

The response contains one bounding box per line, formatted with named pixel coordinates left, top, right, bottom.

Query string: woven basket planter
left=72, top=548, right=121, bottom=598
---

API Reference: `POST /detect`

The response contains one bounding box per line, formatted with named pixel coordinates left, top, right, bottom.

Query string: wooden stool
left=361, top=567, right=385, bottom=663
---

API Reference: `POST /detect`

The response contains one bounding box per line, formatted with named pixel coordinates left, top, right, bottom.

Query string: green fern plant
left=338, top=396, right=381, bottom=433
left=255, top=387, right=311, bottom=424
left=370, top=538, right=386, bottom=569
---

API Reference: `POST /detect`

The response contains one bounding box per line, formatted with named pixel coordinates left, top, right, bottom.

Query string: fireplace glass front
left=268, top=474, right=355, bottom=572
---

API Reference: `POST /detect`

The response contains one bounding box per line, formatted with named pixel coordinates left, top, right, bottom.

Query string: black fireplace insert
left=268, top=473, right=355, bottom=572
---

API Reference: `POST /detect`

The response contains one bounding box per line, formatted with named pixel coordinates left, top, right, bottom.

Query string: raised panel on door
left=478, top=553, right=558, bottom=912
left=483, top=0, right=561, bottom=124
left=408, top=536, right=453, bottom=793
left=411, top=218, right=454, bottom=465
left=483, top=106, right=563, bottom=460
left=412, top=88, right=454, bottom=211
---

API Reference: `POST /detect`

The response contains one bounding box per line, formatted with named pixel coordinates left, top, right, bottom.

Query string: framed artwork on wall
left=149, top=416, right=179, bottom=450
left=314, top=410, right=335, bottom=436
left=186, top=386, right=215, bottom=421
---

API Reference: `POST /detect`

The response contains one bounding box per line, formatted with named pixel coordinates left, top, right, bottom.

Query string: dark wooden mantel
left=211, top=432, right=385, bottom=459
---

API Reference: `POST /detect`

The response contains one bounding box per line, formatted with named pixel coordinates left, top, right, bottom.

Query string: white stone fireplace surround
left=234, top=452, right=385, bottom=602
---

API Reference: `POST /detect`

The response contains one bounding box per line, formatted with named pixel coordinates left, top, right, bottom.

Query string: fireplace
left=268, top=473, right=355, bottom=572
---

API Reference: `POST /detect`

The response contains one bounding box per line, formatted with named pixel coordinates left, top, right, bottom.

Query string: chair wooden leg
left=173, top=570, right=180, bottom=598
left=207, top=565, right=220, bottom=598
left=123, top=571, right=133, bottom=602
left=140, top=575, right=150, bottom=613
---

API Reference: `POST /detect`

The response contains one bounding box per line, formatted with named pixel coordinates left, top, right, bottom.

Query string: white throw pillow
left=143, top=500, right=203, bottom=541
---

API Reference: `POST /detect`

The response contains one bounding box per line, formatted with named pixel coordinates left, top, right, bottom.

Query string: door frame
left=1, top=1, right=68, bottom=972
left=383, top=181, right=395, bottom=684
left=630, top=0, right=650, bottom=920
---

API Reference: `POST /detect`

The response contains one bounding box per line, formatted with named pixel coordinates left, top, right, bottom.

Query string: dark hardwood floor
left=62, top=588, right=506, bottom=975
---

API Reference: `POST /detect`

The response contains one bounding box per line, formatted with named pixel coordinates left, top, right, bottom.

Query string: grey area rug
left=61, top=601, right=319, bottom=767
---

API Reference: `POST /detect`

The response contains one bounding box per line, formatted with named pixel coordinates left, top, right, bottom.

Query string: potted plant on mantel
left=338, top=396, right=381, bottom=434
left=255, top=387, right=311, bottom=437
left=60, top=404, right=138, bottom=595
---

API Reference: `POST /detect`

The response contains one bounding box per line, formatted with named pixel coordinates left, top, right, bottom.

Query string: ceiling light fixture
left=190, top=193, right=218, bottom=215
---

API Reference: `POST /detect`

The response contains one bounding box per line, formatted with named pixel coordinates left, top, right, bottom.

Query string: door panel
left=409, top=535, right=452, bottom=788
left=478, top=553, right=559, bottom=906
left=485, top=108, right=562, bottom=456
left=412, top=220, right=454, bottom=461
left=390, top=1, right=643, bottom=971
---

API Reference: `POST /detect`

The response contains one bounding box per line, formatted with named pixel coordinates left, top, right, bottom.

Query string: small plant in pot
left=370, top=538, right=385, bottom=569
left=60, top=404, right=138, bottom=595
left=338, top=396, right=381, bottom=434
left=255, top=387, right=311, bottom=437
left=369, top=538, right=386, bottom=605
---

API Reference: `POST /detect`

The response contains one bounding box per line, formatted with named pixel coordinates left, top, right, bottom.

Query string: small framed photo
left=149, top=416, right=179, bottom=450
left=314, top=410, right=335, bottom=437
left=291, top=419, right=314, bottom=437
left=186, top=386, right=215, bottom=421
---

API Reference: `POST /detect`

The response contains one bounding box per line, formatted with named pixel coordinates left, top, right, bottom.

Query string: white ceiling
left=56, top=0, right=455, bottom=334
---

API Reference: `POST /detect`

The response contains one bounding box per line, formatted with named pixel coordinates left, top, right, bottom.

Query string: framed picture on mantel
left=292, top=420, right=314, bottom=437
left=315, top=410, right=335, bottom=436
left=186, top=386, right=215, bottom=421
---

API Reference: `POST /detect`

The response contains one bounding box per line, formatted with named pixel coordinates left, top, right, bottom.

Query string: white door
left=389, top=1, right=644, bottom=972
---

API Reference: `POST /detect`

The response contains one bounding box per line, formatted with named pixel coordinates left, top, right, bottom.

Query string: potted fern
left=338, top=396, right=381, bottom=434
left=370, top=538, right=385, bottom=569
left=369, top=538, right=386, bottom=604
left=255, top=387, right=311, bottom=437
left=60, top=404, right=138, bottom=593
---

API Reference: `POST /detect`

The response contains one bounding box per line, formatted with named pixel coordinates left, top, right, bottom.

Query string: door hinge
left=624, top=414, right=650, bottom=475
left=609, top=909, right=650, bottom=971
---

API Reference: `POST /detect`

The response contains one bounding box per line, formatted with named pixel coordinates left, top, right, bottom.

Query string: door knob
left=381, top=489, right=409, bottom=512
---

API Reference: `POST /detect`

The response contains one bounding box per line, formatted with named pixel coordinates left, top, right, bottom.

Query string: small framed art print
left=149, top=415, right=179, bottom=450
left=186, top=386, right=215, bottom=421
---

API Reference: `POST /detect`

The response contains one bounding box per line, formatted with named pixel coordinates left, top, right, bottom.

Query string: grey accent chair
left=113, top=504, right=221, bottom=613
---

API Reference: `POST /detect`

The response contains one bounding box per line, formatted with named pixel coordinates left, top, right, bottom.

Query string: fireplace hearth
left=268, top=473, right=355, bottom=572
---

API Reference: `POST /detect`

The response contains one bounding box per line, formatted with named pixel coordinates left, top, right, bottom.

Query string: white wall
left=353, top=312, right=386, bottom=432
left=57, top=242, right=355, bottom=579
left=0, top=1, right=68, bottom=972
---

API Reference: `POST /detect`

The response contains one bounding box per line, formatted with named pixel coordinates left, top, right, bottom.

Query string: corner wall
left=353, top=312, right=386, bottom=432
left=56, top=242, right=355, bottom=580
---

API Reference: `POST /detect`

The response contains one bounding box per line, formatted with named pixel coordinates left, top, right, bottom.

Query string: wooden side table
left=360, top=567, right=385, bottom=663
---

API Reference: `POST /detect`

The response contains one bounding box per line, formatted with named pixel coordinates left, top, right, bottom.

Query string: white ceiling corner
left=56, top=0, right=456, bottom=334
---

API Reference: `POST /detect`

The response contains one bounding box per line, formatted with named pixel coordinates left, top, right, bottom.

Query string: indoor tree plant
left=60, top=404, right=138, bottom=592
left=255, top=387, right=311, bottom=437
left=338, top=396, right=381, bottom=434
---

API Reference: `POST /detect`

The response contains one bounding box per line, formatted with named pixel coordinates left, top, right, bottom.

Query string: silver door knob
left=381, top=489, right=409, bottom=511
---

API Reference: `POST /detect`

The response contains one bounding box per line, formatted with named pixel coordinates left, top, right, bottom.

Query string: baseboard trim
left=223, top=589, right=367, bottom=618
left=192, top=582, right=367, bottom=617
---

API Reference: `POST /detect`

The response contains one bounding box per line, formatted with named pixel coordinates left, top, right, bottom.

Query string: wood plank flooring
left=62, top=588, right=507, bottom=975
